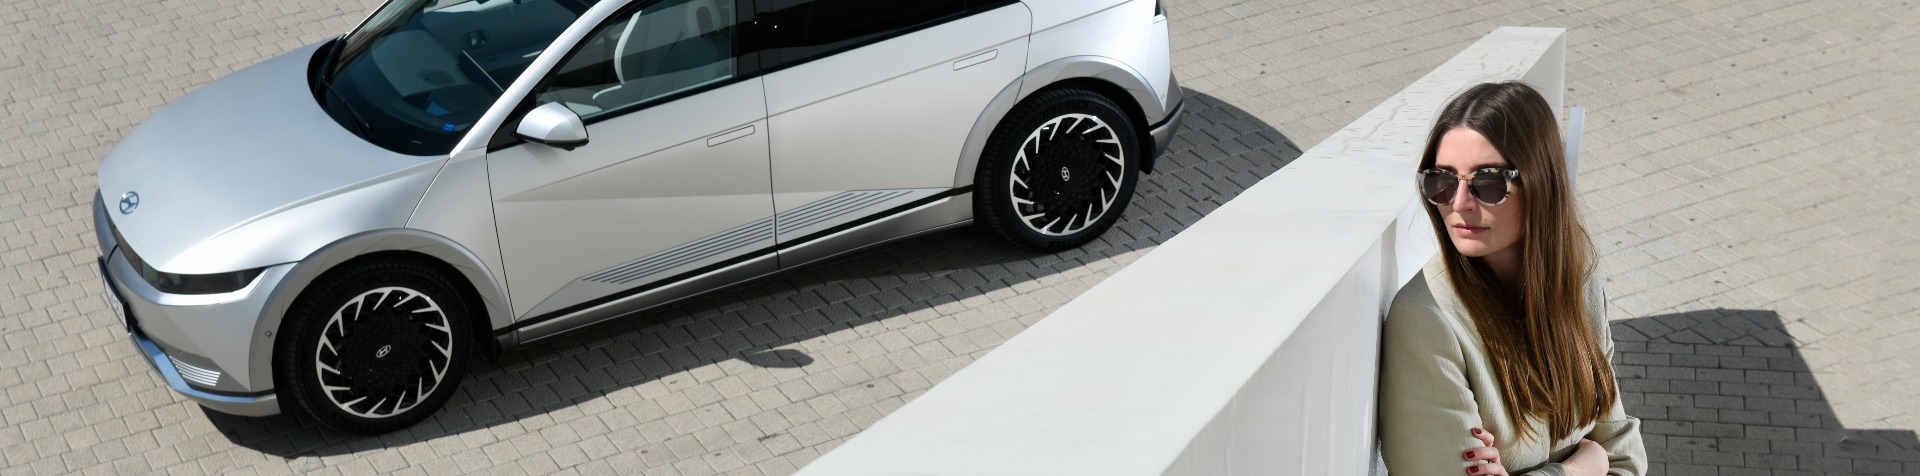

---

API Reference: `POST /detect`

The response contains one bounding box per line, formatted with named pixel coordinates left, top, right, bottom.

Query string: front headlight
left=110, top=221, right=264, bottom=295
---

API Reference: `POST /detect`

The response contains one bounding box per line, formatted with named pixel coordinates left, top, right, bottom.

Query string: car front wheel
left=275, top=256, right=472, bottom=435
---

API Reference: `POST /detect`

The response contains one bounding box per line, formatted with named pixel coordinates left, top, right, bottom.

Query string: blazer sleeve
left=1379, top=300, right=1488, bottom=476
left=1585, top=287, right=1649, bottom=476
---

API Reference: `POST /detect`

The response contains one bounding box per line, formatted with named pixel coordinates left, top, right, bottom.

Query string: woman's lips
left=1453, top=224, right=1489, bottom=237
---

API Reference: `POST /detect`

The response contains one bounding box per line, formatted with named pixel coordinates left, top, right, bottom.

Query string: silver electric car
left=94, top=0, right=1181, bottom=434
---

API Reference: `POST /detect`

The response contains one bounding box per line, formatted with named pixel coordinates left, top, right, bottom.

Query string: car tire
left=275, top=256, right=472, bottom=435
left=976, top=88, right=1141, bottom=251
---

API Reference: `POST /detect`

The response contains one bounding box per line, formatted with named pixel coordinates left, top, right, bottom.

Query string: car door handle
left=707, top=125, right=754, bottom=147
left=953, top=49, right=997, bottom=71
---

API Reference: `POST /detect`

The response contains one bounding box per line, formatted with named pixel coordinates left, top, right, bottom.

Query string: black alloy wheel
left=276, top=256, right=472, bottom=435
left=976, top=88, right=1141, bottom=251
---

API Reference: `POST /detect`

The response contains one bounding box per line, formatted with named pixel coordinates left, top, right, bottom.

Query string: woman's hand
left=1563, top=438, right=1609, bottom=475
left=1463, top=427, right=1507, bottom=475
left=1466, top=427, right=1612, bottom=476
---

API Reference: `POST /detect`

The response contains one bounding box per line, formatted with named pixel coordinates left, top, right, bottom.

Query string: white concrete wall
left=799, top=27, right=1568, bottom=475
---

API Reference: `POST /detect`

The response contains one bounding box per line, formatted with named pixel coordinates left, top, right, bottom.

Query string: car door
left=755, top=0, right=1031, bottom=247
left=487, top=0, right=774, bottom=329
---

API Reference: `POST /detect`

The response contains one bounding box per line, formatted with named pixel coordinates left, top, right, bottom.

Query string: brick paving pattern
left=1610, top=310, right=1919, bottom=474
left=1, top=0, right=1916, bottom=474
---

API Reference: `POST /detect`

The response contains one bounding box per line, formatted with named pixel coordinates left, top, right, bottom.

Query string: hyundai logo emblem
left=375, top=345, right=392, bottom=358
left=118, top=191, right=140, bottom=215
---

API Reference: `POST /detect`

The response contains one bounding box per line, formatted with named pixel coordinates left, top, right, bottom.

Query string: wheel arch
left=951, top=55, right=1168, bottom=191
left=251, top=229, right=512, bottom=391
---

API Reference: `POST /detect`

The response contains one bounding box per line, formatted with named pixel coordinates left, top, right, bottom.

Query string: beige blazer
left=1379, top=257, right=1647, bottom=476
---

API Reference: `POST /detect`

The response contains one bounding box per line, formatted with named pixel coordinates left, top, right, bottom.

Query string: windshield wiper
left=321, top=82, right=376, bottom=140
left=311, top=38, right=374, bottom=140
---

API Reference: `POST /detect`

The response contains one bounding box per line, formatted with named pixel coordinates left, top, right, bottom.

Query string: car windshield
left=317, top=0, right=598, bottom=155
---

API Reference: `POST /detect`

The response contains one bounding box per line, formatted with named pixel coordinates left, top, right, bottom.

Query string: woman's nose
left=1448, top=180, right=1477, bottom=213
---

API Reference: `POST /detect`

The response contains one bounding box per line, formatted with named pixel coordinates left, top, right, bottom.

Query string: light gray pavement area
left=0, top=0, right=1915, bottom=474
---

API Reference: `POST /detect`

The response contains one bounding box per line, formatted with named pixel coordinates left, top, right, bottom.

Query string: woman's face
left=1433, top=128, right=1525, bottom=265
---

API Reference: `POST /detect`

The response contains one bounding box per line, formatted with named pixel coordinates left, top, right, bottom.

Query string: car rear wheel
left=976, top=88, right=1141, bottom=251
left=275, top=256, right=472, bottom=435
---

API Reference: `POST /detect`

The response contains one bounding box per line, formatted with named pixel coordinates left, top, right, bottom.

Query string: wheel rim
left=1008, top=112, right=1125, bottom=237
left=314, top=286, right=455, bottom=419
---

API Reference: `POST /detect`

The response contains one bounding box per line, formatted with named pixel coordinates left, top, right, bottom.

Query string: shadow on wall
left=1610, top=308, right=1920, bottom=474
left=198, top=90, right=1309, bottom=458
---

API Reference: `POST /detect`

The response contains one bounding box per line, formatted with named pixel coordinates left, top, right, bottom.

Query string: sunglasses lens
left=1420, top=172, right=1456, bottom=204
left=1469, top=172, right=1510, bottom=204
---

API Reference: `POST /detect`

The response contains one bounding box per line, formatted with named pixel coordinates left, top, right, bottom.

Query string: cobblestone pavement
left=1, top=0, right=1915, bottom=474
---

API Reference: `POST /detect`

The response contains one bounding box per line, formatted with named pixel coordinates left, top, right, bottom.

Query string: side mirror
left=515, top=103, right=589, bottom=151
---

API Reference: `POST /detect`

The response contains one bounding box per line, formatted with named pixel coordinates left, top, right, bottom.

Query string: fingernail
left=1463, top=450, right=1475, bottom=459
left=1472, top=428, right=1484, bottom=435
left=1468, top=465, right=1480, bottom=474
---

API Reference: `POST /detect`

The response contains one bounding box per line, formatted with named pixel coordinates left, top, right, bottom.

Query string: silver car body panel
left=773, top=188, right=946, bottom=242
left=1026, top=0, right=1127, bottom=31
left=1148, top=9, right=1172, bottom=105
left=514, top=252, right=777, bottom=345
left=774, top=193, right=975, bottom=270
left=169, top=160, right=443, bottom=270
left=131, top=328, right=279, bottom=417
left=764, top=4, right=1031, bottom=217
left=95, top=0, right=1178, bottom=417
left=513, top=190, right=975, bottom=346
left=105, top=246, right=294, bottom=392
left=404, top=147, right=512, bottom=331
left=488, top=77, right=775, bottom=319
left=1024, top=0, right=1170, bottom=117
left=581, top=218, right=775, bottom=287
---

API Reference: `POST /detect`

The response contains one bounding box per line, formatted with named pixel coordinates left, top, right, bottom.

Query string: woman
left=1379, top=81, right=1647, bottom=476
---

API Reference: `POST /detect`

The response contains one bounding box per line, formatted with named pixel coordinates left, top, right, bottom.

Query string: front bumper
left=98, top=257, right=283, bottom=416
left=93, top=193, right=284, bottom=417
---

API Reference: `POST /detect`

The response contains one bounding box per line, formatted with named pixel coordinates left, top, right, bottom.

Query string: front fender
left=245, top=228, right=513, bottom=392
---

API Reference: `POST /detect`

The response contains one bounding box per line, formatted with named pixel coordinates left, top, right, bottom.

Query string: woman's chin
left=1450, top=240, right=1494, bottom=258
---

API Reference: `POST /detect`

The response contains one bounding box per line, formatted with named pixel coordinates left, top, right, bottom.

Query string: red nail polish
left=1464, top=450, right=1475, bottom=459
left=1469, top=465, right=1480, bottom=474
left=1472, top=428, right=1484, bottom=435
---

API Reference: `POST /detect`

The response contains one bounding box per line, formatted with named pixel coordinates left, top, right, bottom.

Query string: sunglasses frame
left=1417, top=167, right=1521, bottom=206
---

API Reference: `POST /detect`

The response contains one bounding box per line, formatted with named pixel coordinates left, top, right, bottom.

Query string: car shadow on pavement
left=200, top=90, right=1312, bottom=458
left=1610, top=308, right=1920, bottom=474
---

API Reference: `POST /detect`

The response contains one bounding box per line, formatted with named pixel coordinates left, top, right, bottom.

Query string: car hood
left=98, top=41, right=448, bottom=274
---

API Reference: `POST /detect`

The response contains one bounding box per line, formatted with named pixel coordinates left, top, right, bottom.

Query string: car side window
left=536, top=0, right=738, bottom=120
left=753, top=0, right=969, bottom=70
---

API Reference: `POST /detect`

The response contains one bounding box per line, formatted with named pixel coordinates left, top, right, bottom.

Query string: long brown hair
left=1418, top=81, right=1614, bottom=442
